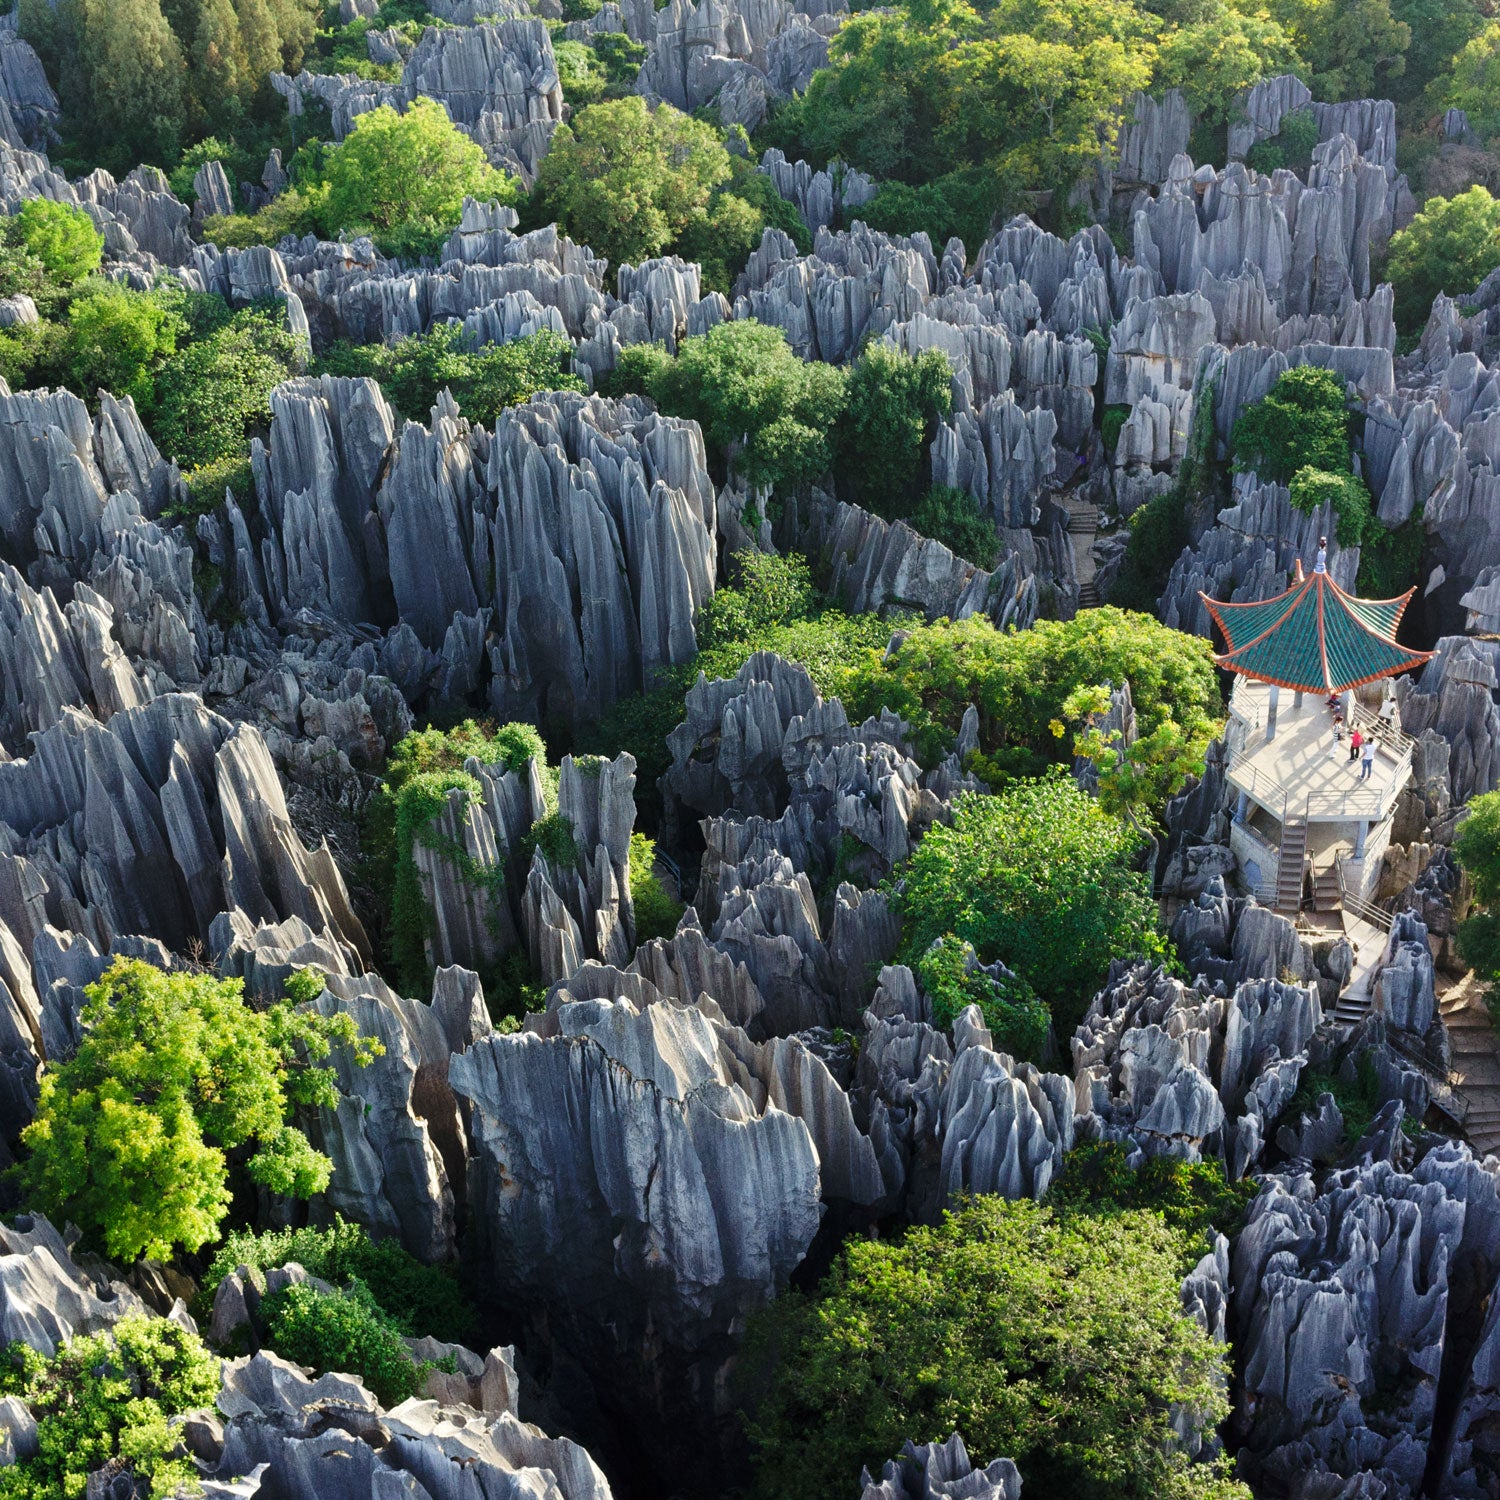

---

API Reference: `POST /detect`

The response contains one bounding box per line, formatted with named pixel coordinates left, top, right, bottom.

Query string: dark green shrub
left=741, top=1197, right=1244, bottom=1500
left=261, top=1280, right=429, bottom=1406
left=1230, top=365, right=1351, bottom=482
left=204, top=1216, right=474, bottom=1344
left=915, top=935, right=1049, bottom=1060
left=907, top=485, right=1000, bottom=567
left=1045, top=1140, right=1254, bottom=1263
left=1100, top=402, right=1131, bottom=455
left=892, top=775, right=1168, bottom=1034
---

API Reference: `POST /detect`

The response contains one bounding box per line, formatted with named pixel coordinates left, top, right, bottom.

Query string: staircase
left=1062, top=499, right=1101, bottom=610
left=1274, top=821, right=1307, bottom=911
left=1312, top=864, right=1340, bottom=913
left=1332, top=912, right=1387, bottom=1026
left=1441, top=974, right=1500, bottom=1157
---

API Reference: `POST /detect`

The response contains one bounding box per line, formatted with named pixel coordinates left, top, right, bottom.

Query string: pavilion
left=1200, top=565, right=1433, bottom=919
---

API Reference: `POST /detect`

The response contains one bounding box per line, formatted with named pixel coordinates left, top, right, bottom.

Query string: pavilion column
left=1293, top=691, right=1303, bottom=711
left=1235, top=791, right=1248, bottom=823
left=1341, top=690, right=1353, bottom=722
left=1266, top=684, right=1280, bottom=742
left=1354, top=820, right=1368, bottom=859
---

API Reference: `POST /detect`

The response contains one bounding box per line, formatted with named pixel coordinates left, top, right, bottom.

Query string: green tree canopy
left=153, top=302, right=301, bottom=468
left=1230, top=364, right=1352, bottom=481
left=1387, top=185, right=1500, bottom=335
left=831, top=341, right=954, bottom=518
left=16, top=959, right=381, bottom=1261
left=321, top=98, right=517, bottom=252
left=793, top=0, right=1155, bottom=212
left=892, top=775, right=1168, bottom=1029
left=0, top=1315, right=219, bottom=1500
left=1153, top=3, right=1301, bottom=122
left=12, top=200, right=102, bottom=286
left=316, top=325, right=583, bottom=427
left=531, top=97, right=730, bottom=275
left=1392, top=0, right=1485, bottom=106
left=20, top=0, right=188, bottom=172
left=63, top=281, right=185, bottom=412
left=742, top=1196, right=1246, bottom=1500
left=643, top=319, right=849, bottom=491
left=839, top=608, right=1221, bottom=785
left=1263, top=0, right=1409, bottom=99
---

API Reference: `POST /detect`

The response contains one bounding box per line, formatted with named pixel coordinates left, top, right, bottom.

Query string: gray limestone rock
left=0, top=1215, right=145, bottom=1356
left=859, top=1433, right=1023, bottom=1500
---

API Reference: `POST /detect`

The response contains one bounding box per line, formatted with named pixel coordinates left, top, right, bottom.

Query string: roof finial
left=1293, top=558, right=1306, bottom=583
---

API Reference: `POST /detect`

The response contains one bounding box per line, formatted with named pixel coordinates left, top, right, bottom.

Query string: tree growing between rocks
left=892, top=774, right=1168, bottom=1032
left=742, top=1195, right=1247, bottom=1500
left=16, top=959, right=383, bottom=1262
left=1387, top=185, right=1500, bottom=333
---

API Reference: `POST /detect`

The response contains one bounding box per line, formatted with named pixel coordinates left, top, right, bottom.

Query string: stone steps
left=1438, top=975, right=1500, bottom=1156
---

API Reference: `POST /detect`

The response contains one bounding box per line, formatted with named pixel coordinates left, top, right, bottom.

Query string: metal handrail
left=1335, top=854, right=1394, bottom=932
left=1384, top=1028, right=1471, bottom=1126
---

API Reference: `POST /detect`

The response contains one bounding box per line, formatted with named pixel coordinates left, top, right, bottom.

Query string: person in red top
left=1349, top=726, right=1363, bottom=763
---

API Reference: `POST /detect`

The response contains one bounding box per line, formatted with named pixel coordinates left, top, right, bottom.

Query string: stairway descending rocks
left=1442, top=972, right=1500, bottom=1158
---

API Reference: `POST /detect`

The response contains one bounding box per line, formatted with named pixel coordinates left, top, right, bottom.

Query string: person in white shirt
left=1360, top=734, right=1376, bottom=780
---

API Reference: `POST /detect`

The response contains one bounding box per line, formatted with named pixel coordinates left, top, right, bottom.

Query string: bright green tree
left=13, top=200, right=102, bottom=286
left=1263, top=0, right=1410, bottom=99
left=1230, top=364, right=1351, bottom=481
left=1287, top=465, right=1374, bottom=547
left=647, top=319, right=848, bottom=491
left=796, top=0, right=1155, bottom=204
left=832, top=341, right=953, bottom=518
left=743, top=1196, right=1247, bottom=1500
left=63, top=282, right=184, bottom=411
left=1455, top=790, right=1500, bottom=1027
left=154, top=303, right=301, bottom=468
left=16, top=958, right=382, bottom=1261
left=892, top=774, right=1168, bottom=1029
left=1445, top=23, right=1500, bottom=137
left=1154, top=3, right=1302, bottom=122
left=321, top=98, right=518, bottom=253
left=1387, top=185, right=1500, bottom=333
left=908, top=484, right=1000, bottom=566
left=839, top=608, right=1221, bottom=784
left=0, top=1315, right=219, bottom=1500
left=531, top=96, right=730, bottom=275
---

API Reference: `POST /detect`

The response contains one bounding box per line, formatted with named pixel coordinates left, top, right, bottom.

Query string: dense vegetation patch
left=1387, top=185, right=1500, bottom=333
left=892, top=775, right=1168, bottom=1034
left=16, top=960, right=381, bottom=1262
left=0, top=1315, right=219, bottom=1500
left=742, top=1196, right=1247, bottom=1500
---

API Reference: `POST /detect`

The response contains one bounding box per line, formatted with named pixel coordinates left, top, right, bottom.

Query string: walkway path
left=1441, top=972, right=1500, bottom=1158
left=1060, top=494, right=1100, bottom=608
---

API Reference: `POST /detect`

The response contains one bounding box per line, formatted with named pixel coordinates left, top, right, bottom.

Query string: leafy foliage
left=0, top=1315, right=219, bottom=1500
left=629, top=831, right=684, bottom=943
left=204, top=1215, right=476, bottom=1343
left=154, top=303, right=301, bottom=467
left=696, top=549, right=817, bottom=649
left=15, top=958, right=382, bottom=1261
left=1387, top=186, right=1500, bottom=334
left=831, top=342, right=953, bottom=518
left=742, top=1196, right=1247, bottom=1500
left=788, top=0, right=1155, bottom=221
left=1230, top=364, right=1352, bottom=482
left=892, top=775, right=1168, bottom=1031
left=839, top=609, right=1221, bottom=789
left=316, top=325, right=583, bottom=426
left=1045, top=1141, right=1254, bottom=1263
left=11, top=200, right=102, bottom=285
left=373, top=720, right=550, bottom=993
left=1288, top=465, right=1375, bottom=547
left=261, top=1279, right=430, bottom=1406
left=644, top=319, right=849, bottom=491
left=908, top=485, right=1001, bottom=567
left=1154, top=3, right=1300, bottom=123
left=531, top=97, right=729, bottom=275
left=1264, top=0, right=1411, bottom=99
left=915, top=935, right=1049, bottom=1060
left=63, top=280, right=185, bottom=412
left=321, top=98, right=517, bottom=254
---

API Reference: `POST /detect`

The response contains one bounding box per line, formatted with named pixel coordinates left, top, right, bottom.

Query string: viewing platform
left=1200, top=563, right=1433, bottom=1027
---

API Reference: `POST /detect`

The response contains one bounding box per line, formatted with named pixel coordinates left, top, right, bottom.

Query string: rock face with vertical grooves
left=1233, top=1140, right=1500, bottom=1498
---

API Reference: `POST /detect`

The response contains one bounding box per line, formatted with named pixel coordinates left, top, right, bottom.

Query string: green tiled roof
left=1199, top=570, right=1433, bottom=694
